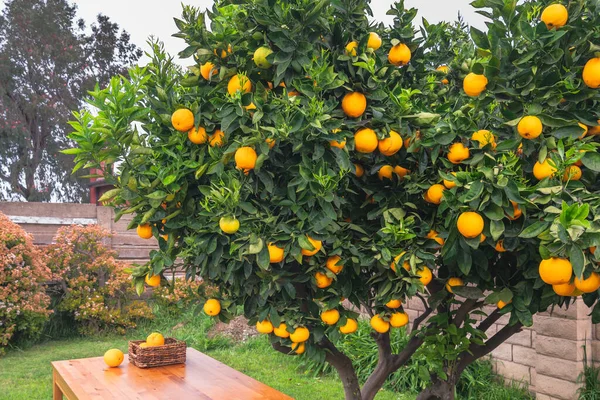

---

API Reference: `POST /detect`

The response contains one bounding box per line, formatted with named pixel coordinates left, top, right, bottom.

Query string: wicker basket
left=128, top=338, right=186, bottom=368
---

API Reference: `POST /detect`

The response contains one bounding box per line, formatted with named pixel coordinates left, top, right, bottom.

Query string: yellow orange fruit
left=497, top=300, right=510, bottom=309
left=517, top=116, right=543, bottom=139
left=315, top=272, right=333, bottom=288
left=367, top=32, right=382, bottom=50
left=563, top=165, right=582, bottom=182
left=578, top=123, right=589, bottom=139
left=370, top=314, right=390, bottom=333
left=386, top=299, right=402, bottom=309
left=256, top=320, right=274, bottom=334
left=495, top=240, right=507, bottom=252
left=227, top=74, right=252, bottom=96
left=447, top=142, right=470, bottom=164
left=103, top=349, right=124, bottom=367
left=583, top=58, right=600, bottom=89
left=463, top=73, right=488, bottom=97
left=541, top=4, right=568, bottom=29
left=378, top=130, right=403, bottom=156
left=266, top=138, right=276, bottom=149
left=326, top=256, right=343, bottom=274
left=437, top=65, right=450, bottom=84
left=507, top=201, right=523, bottom=221
left=268, top=243, right=285, bottom=263
left=388, top=43, right=411, bottom=66
left=339, top=318, right=358, bottom=334
left=188, top=126, right=208, bottom=144
left=457, top=211, right=484, bottom=239
left=145, top=274, right=161, bottom=287
left=426, top=184, right=446, bottom=205
left=553, top=282, right=576, bottom=296
left=533, top=159, right=557, bottom=180
left=443, top=172, right=457, bottom=189
left=219, top=216, right=240, bottom=234
left=203, top=299, right=222, bottom=316
left=446, top=277, right=464, bottom=293
left=290, top=326, right=310, bottom=343
left=378, top=165, right=394, bottom=180
left=574, top=272, right=600, bottom=293
left=253, top=46, right=273, bottom=69
left=146, top=332, right=165, bottom=347
left=273, top=323, right=290, bottom=338
left=418, top=266, right=433, bottom=286
left=539, top=257, right=573, bottom=285
left=200, top=62, right=218, bottom=80
left=291, top=342, right=305, bottom=354
left=301, top=235, right=322, bottom=256
left=471, top=129, right=496, bottom=148
left=427, top=230, right=444, bottom=246
left=137, top=224, right=153, bottom=239
left=235, top=147, right=258, bottom=170
left=342, top=92, right=367, bottom=118
left=389, top=312, right=409, bottom=328
left=209, top=129, right=225, bottom=147
left=321, top=309, right=340, bottom=325
left=171, top=109, right=194, bottom=132
left=354, top=128, right=378, bottom=153
left=394, top=166, right=410, bottom=179
left=354, top=163, right=364, bottom=177
left=345, top=41, right=358, bottom=56
left=330, top=138, right=346, bottom=149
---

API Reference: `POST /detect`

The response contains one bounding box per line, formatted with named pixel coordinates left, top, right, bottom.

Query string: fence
left=1, top=201, right=597, bottom=399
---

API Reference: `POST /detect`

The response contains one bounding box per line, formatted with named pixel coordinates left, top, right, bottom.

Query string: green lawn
left=0, top=310, right=410, bottom=400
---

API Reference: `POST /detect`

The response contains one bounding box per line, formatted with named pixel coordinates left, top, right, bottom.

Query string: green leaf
left=162, top=175, right=177, bottom=186
left=582, top=152, right=600, bottom=172
left=490, top=220, right=505, bottom=241
left=248, top=237, right=264, bottom=255
left=452, top=286, right=484, bottom=299
left=570, top=246, right=585, bottom=278
left=98, top=188, right=121, bottom=202
left=519, top=221, right=551, bottom=238
left=457, top=247, right=472, bottom=275
left=470, top=27, right=490, bottom=49
left=464, top=181, right=484, bottom=202
left=257, top=246, right=270, bottom=270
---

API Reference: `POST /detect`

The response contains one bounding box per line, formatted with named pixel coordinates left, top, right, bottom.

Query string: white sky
left=69, top=0, right=486, bottom=66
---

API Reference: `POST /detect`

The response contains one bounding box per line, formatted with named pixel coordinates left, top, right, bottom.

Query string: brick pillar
left=96, top=206, right=114, bottom=250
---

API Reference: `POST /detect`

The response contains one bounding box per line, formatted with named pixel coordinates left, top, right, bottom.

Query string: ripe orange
left=471, top=130, right=496, bottom=148
left=507, top=200, right=522, bottom=220
left=291, top=342, right=305, bottom=354
left=425, top=184, right=445, bottom=205
left=203, top=299, right=222, bottom=316
left=457, top=212, right=484, bottom=239
left=386, top=299, right=402, bottom=309
left=345, top=41, right=358, bottom=56
left=266, top=138, right=276, bottom=149
left=354, top=163, right=364, bottom=177
left=390, top=252, right=408, bottom=273
left=378, top=130, right=403, bottom=156
left=437, top=65, right=450, bottom=84
left=214, top=44, right=232, bottom=58
left=583, top=58, right=600, bottom=89
left=330, top=138, right=346, bottom=149
left=354, top=128, right=378, bottom=153
left=339, top=318, right=358, bottom=334
left=290, top=326, right=310, bottom=343
left=539, top=257, right=573, bottom=285
left=388, top=43, right=411, bottom=66
left=445, top=277, right=464, bottom=293
left=301, top=235, right=322, bottom=256
left=588, top=120, right=600, bottom=135
left=256, top=320, right=274, bottom=334
left=427, top=230, right=444, bottom=246
left=394, top=166, right=410, bottom=178
left=447, top=142, right=470, bottom=164
left=315, top=272, right=333, bottom=288
left=137, top=224, right=153, bottom=239
left=219, top=216, right=240, bottom=234
left=171, top=109, right=194, bottom=132
left=541, top=4, right=568, bottom=29
left=235, top=147, right=257, bottom=170
left=443, top=172, right=457, bottom=189
left=200, top=62, right=218, bottom=80
left=578, top=123, right=589, bottom=139
left=533, top=159, right=557, bottom=180
left=370, top=314, right=390, bottom=333
left=273, top=323, right=290, bottom=338
left=497, top=300, right=510, bottom=309
left=268, top=243, right=285, bottom=263
left=517, top=116, right=543, bottom=139
left=103, top=349, right=124, bottom=367
left=342, top=92, right=367, bottom=118
left=553, top=282, right=576, bottom=296
left=139, top=343, right=150, bottom=349
left=209, top=129, right=225, bottom=147
left=145, top=274, right=161, bottom=287
left=418, top=266, right=433, bottom=286
left=367, top=32, right=382, bottom=50
left=146, top=332, right=165, bottom=347
left=227, top=74, right=252, bottom=96
left=188, top=127, right=208, bottom=144
left=574, top=272, right=600, bottom=293
left=326, top=255, right=344, bottom=274
left=389, top=312, right=409, bottom=328
left=495, top=240, right=506, bottom=252
left=463, top=73, right=488, bottom=97
left=563, top=165, right=582, bottom=182
left=321, top=309, right=340, bottom=325
left=378, top=165, right=394, bottom=180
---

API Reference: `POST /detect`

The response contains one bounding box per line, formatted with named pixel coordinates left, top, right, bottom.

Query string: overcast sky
left=69, top=0, right=486, bottom=65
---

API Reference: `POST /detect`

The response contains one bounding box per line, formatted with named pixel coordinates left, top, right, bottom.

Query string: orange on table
left=103, top=349, right=124, bottom=368
left=146, top=332, right=165, bottom=347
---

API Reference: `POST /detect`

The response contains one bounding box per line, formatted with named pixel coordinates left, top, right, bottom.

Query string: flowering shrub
left=151, top=277, right=204, bottom=314
left=0, top=212, right=51, bottom=354
left=45, top=225, right=153, bottom=335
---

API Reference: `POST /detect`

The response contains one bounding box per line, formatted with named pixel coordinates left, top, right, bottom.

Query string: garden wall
left=405, top=297, right=596, bottom=399
left=0, top=202, right=157, bottom=264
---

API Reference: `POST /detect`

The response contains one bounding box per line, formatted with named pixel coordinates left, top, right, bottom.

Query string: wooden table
left=51, top=347, right=294, bottom=400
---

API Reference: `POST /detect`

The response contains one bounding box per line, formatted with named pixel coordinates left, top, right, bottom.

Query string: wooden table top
left=51, top=347, right=294, bottom=400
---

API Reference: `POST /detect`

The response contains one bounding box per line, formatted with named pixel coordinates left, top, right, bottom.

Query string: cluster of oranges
left=103, top=332, right=165, bottom=368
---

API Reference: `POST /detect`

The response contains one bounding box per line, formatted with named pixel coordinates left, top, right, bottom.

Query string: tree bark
left=320, top=337, right=362, bottom=400
left=415, top=377, right=455, bottom=400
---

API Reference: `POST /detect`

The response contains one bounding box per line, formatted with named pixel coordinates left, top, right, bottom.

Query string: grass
left=0, top=309, right=408, bottom=400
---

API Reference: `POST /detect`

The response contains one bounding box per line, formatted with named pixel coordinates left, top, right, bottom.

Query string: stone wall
left=405, top=297, right=594, bottom=400
left=0, top=202, right=157, bottom=264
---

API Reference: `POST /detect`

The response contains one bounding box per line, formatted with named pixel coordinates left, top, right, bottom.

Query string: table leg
left=53, top=370, right=63, bottom=400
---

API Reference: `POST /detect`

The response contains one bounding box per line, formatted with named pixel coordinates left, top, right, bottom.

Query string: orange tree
left=67, top=0, right=600, bottom=399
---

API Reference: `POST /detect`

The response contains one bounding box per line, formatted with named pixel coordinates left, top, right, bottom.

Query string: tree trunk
left=332, top=358, right=362, bottom=400
left=360, top=359, right=394, bottom=400
left=416, top=378, right=455, bottom=400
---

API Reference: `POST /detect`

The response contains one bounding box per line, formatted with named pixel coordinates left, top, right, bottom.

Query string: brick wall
left=405, top=297, right=594, bottom=400
left=0, top=202, right=157, bottom=264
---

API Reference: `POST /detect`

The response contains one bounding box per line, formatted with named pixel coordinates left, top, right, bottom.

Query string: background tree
left=68, top=0, right=600, bottom=399
left=0, top=0, right=141, bottom=202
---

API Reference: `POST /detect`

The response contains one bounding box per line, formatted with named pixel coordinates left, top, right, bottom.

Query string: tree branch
left=452, top=299, right=483, bottom=328
left=412, top=306, right=432, bottom=332
left=475, top=308, right=502, bottom=334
